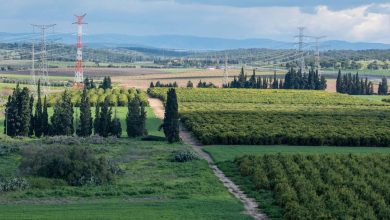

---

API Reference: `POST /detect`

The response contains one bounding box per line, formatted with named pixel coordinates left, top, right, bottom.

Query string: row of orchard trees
left=336, top=70, right=388, bottom=95
left=224, top=67, right=326, bottom=90
left=4, top=81, right=147, bottom=138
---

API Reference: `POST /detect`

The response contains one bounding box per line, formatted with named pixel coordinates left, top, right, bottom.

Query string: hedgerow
left=148, top=88, right=390, bottom=146
left=235, top=154, right=390, bottom=219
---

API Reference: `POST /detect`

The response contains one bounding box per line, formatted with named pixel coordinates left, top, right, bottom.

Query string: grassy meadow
left=0, top=107, right=252, bottom=220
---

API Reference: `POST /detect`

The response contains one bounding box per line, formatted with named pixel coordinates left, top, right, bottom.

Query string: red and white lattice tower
left=73, top=14, right=87, bottom=83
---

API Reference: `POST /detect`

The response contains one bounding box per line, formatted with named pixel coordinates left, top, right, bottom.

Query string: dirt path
left=147, top=96, right=267, bottom=220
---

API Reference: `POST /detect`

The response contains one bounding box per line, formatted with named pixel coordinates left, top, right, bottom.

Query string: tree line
left=336, top=70, right=388, bottom=95
left=149, top=80, right=217, bottom=89
left=4, top=81, right=146, bottom=138
left=224, top=67, right=327, bottom=90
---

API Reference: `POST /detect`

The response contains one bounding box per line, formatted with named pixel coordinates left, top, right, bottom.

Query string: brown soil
left=148, top=96, right=267, bottom=220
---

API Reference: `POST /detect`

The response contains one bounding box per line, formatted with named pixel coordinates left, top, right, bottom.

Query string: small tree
left=186, top=80, right=194, bottom=88
left=161, top=88, right=180, bottom=143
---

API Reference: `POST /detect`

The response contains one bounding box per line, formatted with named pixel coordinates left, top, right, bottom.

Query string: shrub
left=172, top=150, right=199, bottom=162
left=0, top=177, right=30, bottom=192
left=19, top=146, right=115, bottom=186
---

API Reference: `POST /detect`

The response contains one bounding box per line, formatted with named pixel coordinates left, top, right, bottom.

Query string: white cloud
left=0, top=0, right=389, bottom=43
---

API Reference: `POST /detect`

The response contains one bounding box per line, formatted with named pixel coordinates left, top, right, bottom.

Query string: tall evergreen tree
left=378, top=76, right=388, bottom=95
left=42, top=95, right=49, bottom=136
left=50, top=90, right=74, bottom=136
left=94, top=103, right=100, bottom=134
left=336, top=69, right=342, bottom=93
left=76, top=87, right=93, bottom=137
left=126, top=97, right=146, bottom=137
left=97, top=96, right=112, bottom=137
left=161, top=88, right=180, bottom=143
left=18, top=87, right=32, bottom=136
left=110, top=108, right=122, bottom=138
left=34, top=80, right=43, bottom=137
left=29, top=95, right=34, bottom=136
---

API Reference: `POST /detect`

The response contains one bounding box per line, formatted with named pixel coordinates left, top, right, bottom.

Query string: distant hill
left=1, top=32, right=390, bottom=51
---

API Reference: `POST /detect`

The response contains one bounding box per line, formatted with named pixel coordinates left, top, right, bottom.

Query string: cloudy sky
left=0, top=0, right=389, bottom=43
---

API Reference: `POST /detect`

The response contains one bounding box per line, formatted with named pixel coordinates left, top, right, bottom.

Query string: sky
left=0, top=0, right=389, bottom=43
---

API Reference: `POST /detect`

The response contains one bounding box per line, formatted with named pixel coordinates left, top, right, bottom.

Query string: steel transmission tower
left=31, top=24, right=56, bottom=94
left=30, top=42, right=36, bottom=94
left=223, top=53, right=229, bottom=86
left=73, top=14, right=87, bottom=84
left=297, top=27, right=306, bottom=72
left=314, top=36, right=326, bottom=73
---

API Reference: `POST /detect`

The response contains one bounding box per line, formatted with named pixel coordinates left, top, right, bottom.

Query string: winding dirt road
left=148, top=96, right=267, bottom=220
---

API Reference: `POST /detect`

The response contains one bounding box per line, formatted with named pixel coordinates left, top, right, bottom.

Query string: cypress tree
left=110, top=108, right=122, bottom=138
left=379, top=77, right=388, bottom=95
left=76, top=86, right=93, bottom=137
left=161, top=88, right=180, bottom=143
left=98, top=96, right=112, bottom=137
left=336, top=69, right=342, bottom=92
left=126, top=97, right=146, bottom=137
left=51, top=90, right=74, bottom=136
left=94, top=103, right=100, bottom=134
left=187, top=81, right=194, bottom=88
left=34, top=80, right=43, bottom=137
left=42, top=95, right=49, bottom=136
left=18, top=87, right=31, bottom=136
left=28, top=95, right=34, bottom=137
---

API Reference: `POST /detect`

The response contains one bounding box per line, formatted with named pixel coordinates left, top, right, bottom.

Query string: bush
left=42, top=135, right=117, bottom=145
left=172, top=150, right=199, bottom=162
left=19, top=146, right=115, bottom=186
left=0, top=177, right=29, bottom=192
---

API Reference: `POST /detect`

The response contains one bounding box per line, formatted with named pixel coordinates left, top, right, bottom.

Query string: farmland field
left=231, top=154, right=390, bottom=219
left=149, top=88, right=390, bottom=146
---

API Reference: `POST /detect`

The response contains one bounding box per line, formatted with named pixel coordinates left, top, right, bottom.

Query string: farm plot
left=233, top=154, right=390, bottom=219
left=148, top=88, right=390, bottom=146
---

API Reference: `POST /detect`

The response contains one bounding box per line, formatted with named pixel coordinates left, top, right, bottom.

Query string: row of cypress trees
left=224, top=67, right=326, bottom=90
left=4, top=81, right=147, bottom=138
left=336, top=70, right=377, bottom=95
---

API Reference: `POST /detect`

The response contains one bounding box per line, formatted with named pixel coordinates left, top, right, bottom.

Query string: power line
left=31, top=24, right=56, bottom=95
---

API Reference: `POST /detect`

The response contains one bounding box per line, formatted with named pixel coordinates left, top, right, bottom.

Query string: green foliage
left=34, top=80, right=43, bottom=137
left=19, top=145, right=114, bottom=186
left=0, top=177, right=29, bottom=192
left=50, top=90, right=74, bottom=136
left=42, top=96, right=49, bottom=136
left=4, top=84, right=32, bottom=137
left=149, top=88, right=390, bottom=146
left=99, top=76, right=112, bottom=90
left=378, top=76, right=388, bottom=95
left=126, top=98, right=146, bottom=137
left=97, top=96, right=112, bottom=137
left=173, top=150, right=199, bottom=162
left=76, top=87, right=93, bottom=137
left=161, top=88, right=180, bottom=143
left=47, top=87, right=148, bottom=107
left=110, top=116, right=122, bottom=138
left=235, top=154, right=390, bottom=219
left=336, top=70, right=374, bottom=95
